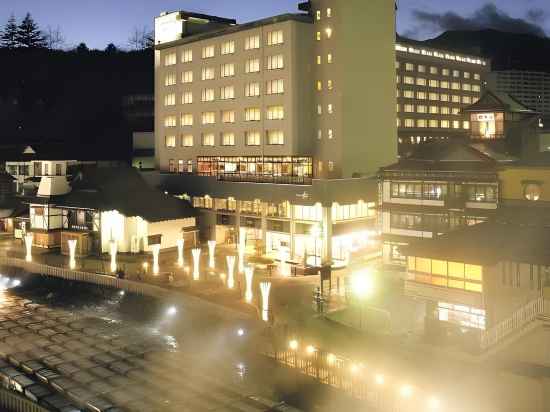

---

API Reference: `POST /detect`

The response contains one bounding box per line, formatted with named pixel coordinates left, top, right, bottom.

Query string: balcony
left=218, top=173, right=312, bottom=185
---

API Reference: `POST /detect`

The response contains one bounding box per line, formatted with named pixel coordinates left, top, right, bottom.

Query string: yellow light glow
left=400, top=385, right=413, bottom=398
left=327, top=353, right=336, bottom=365
left=352, top=271, right=374, bottom=298
left=375, top=374, right=385, bottom=385
left=428, top=397, right=441, bottom=410
left=350, top=364, right=360, bottom=374
left=289, top=340, right=299, bottom=351
left=306, top=345, right=316, bottom=355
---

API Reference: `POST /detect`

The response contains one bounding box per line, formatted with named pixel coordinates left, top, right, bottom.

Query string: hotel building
left=151, top=0, right=397, bottom=266
left=395, top=40, right=490, bottom=153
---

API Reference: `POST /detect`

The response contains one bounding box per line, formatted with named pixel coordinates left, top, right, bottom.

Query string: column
left=260, top=202, right=268, bottom=256
left=289, top=204, right=296, bottom=260
left=322, top=205, right=333, bottom=266
left=235, top=200, right=241, bottom=245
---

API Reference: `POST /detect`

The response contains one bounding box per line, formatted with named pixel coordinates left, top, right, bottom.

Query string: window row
left=397, top=104, right=464, bottom=115
left=315, top=8, right=332, bottom=20
left=316, top=53, right=333, bottom=65
left=164, top=106, right=284, bottom=127
left=397, top=76, right=481, bottom=92
left=163, top=30, right=284, bottom=66
left=164, top=82, right=284, bottom=105
left=390, top=182, right=497, bottom=202
left=399, top=90, right=479, bottom=104
left=164, top=130, right=285, bottom=147
left=168, top=159, right=194, bottom=174
left=396, top=62, right=481, bottom=80
left=398, top=119, right=470, bottom=129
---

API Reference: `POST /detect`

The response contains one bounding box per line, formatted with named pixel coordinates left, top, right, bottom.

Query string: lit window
left=524, top=183, right=542, bottom=201
left=316, top=10, right=321, bottom=20
left=245, top=82, right=260, bottom=97
left=403, top=90, right=414, bottom=99
left=181, top=49, right=193, bottom=63
left=165, top=135, right=176, bottom=147
left=201, top=112, right=215, bottom=125
left=222, top=110, right=235, bottom=123
left=245, top=131, right=261, bottom=146
left=453, top=70, right=460, bottom=77
left=164, top=52, right=176, bottom=66
left=182, top=91, right=193, bottom=104
left=201, top=88, right=215, bottom=102
left=327, top=53, right=332, bottom=64
left=327, top=104, right=333, bottom=114
left=164, top=116, right=177, bottom=127
left=221, top=40, right=235, bottom=55
left=164, top=73, right=176, bottom=86
left=221, top=132, right=235, bottom=146
left=267, top=130, right=284, bottom=145
left=474, top=73, right=481, bottom=80
left=181, top=70, right=193, bottom=83
left=316, top=80, right=322, bottom=91
left=416, top=77, right=426, bottom=86
left=245, top=107, right=261, bottom=122
left=464, top=72, right=471, bottom=79
left=442, top=68, right=450, bottom=76
left=440, top=94, right=449, bottom=102
left=328, top=161, right=334, bottom=172
left=441, top=120, right=450, bottom=128
left=418, top=65, right=426, bottom=73
left=429, top=119, right=439, bottom=128
left=181, top=114, right=193, bottom=126
left=463, top=121, right=470, bottom=129
left=220, top=85, right=235, bottom=100
left=327, top=80, right=333, bottom=90
left=220, top=63, right=235, bottom=77
left=316, top=32, right=321, bottom=41
left=245, top=58, right=260, bottom=73
left=317, top=55, right=321, bottom=65
left=404, top=104, right=414, bottom=113
left=266, top=79, right=284, bottom=94
left=405, top=63, right=414, bottom=71
left=267, top=30, right=284, bottom=45
left=267, top=54, right=284, bottom=70
left=429, top=92, right=439, bottom=101
left=462, top=95, right=472, bottom=104
left=202, top=133, right=215, bottom=146
left=404, top=119, right=414, bottom=128
left=328, top=129, right=334, bottom=139
left=326, top=8, right=332, bottom=17
left=441, top=107, right=450, bottom=115
left=453, top=120, right=460, bottom=129
left=201, top=67, right=215, bottom=80
left=245, top=35, right=260, bottom=50
left=417, top=119, right=427, bottom=128
left=325, top=28, right=332, bottom=39
left=164, top=93, right=176, bottom=106
left=429, top=106, right=439, bottom=114
left=429, top=79, right=439, bottom=88
left=317, top=130, right=322, bottom=140
left=403, top=76, right=414, bottom=85
left=266, top=105, right=284, bottom=120
left=187, top=160, right=193, bottom=173
left=417, top=105, right=427, bottom=113
left=181, top=134, right=193, bottom=147
left=202, top=45, right=215, bottom=59
left=430, top=66, right=438, bottom=75
left=440, top=81, right=449, bottom=89
left=317, top=104, right=322, bottom=115
left=417, top=91, right=426, bottom=100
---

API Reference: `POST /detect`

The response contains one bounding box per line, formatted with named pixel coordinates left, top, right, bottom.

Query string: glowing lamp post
left=24, top=233, right=33, bottom=262
left=68, top=239, right=77, bottom=270
left=244, top=266, right=254, bottom=303
left=208, top=240, right=216, bottom=269
left=109, top=240, right=117, bottom=273
left=226, top=255, right=236, bottom=289
left=260, top=281, right=271, bottom=322
left=192, top=248, right=201, bottom=280
left=177, top=239, right=185, bottom=267
left=151, top=244, right=161, bottom=275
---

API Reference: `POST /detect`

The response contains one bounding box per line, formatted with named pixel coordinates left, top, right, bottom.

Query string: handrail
left=480, top=296, right=545, bottom=350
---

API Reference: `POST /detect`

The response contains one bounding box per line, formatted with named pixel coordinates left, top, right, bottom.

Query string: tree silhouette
left=44, top=26, right=65, bottom=50
left=128, top=26, right=154, bottom=50
left=105, top=43, right=119, bottom=53
left=16, top=13, right=46, bottom=48
left=75, top=42, right=89, bottom=53
left=0, top=14, right=19, bottom=49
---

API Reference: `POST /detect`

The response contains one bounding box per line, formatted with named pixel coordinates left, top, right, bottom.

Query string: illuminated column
left=279, top=248, right=290, bottom=277
left=24, top=233, right=33, bottom=262
left=176, top=239, right=184, bottom=267
left=260, top=281, right=271, bottom=322
left=244, top=266, right=254, bottom=303
left=151, top=244, right=161, bottom=275
left=109, top=240, right=117, bottom=272
left=192, top=248, right=201, bottom=280
left=322, top=206, right=333, bottom=266
left=208, top=240, right=216, bottom=269
left=226, top=255, right=236, bottom=289
left=68, top=239, right=77, bottom=270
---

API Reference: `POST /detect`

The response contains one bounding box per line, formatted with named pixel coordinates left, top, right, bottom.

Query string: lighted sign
left=476, top=113, right=495, bottom=122
left=155, top=12, right=184, bottom=45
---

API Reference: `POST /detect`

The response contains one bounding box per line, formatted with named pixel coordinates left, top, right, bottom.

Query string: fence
left=0, top=388, right=49, bottom=412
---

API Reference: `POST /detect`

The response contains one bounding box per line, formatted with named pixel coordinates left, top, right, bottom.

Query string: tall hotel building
left=152, top=1, right=397, bottom=266
left=395, top=41, right=490, bottom=153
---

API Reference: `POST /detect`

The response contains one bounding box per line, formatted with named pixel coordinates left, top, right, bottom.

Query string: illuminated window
left=441, top=120, right=450, bottom=128
left=267, top=130, right=284, bottom=145
left=404, top=104, right=414, bottom=113
left=317, top=130, right=322, bottom=140
left=327, top=53, right=332, bottom=63
left=442, top=68, right=450, bottom=76
left=326, top=8, right=332, bottom=17
left=453, top=120, right=460, bottom=129
left=403, top=76, right=414, bottom=85
left=440, top=81, right=449, bottom=89
left=464, top=72, right=471, bottom=79
left=164, top=93, right=175, bottom=106
left=181, top=114, right=193, bottom=126
left=327, top=80, right=333, bottom=90
left=441, top=106, right=450, bottom=114
left=317, top=55, right=321, bottom=65
left=453, top=70, right=460, bottom=77
left=220, top=85, right=235, bottom=100
left=164, top=73, right=176, bottom=86
left=267, top=30, right=284, bottom=45
left=524, top=183, right=542, bottom=201
left=165, top=135, right=176, bottom=147
left=182, top=91, right=193, bottom=104
left=266, top=105, right=284, bottom=120
left=452, top=95, right=461, bottom=103
left=463, top=121, right=470, bottom=129
left=440, top=94, right=449, bottom=102
left=316, top=80, right=322, bottom=91
left=245, top=35, right=260, bottom=50
left=327, top=104, right=333, bottom=114
left=187, top=160, right=193, bottom=173
left=405, top=63, right=414, bottom=71
left=417, top=119, right=427, bottom=128
left=201, top=111, right=215, bottom=125
left=181, top=134, right=193, bottom=147
left=430, top=66, right=438, bottom=75
left=416, top=77, right=427, bottom=86
left=429, top=79, right=439, bottom=88
left=328, top=129, right=334, bottom=139
left=202, top=45, right=215, bottom=59
left=316, top=32, right=321, bottom=41
left=418, top=65, right=426, bottom=73
left=462, top=96, right=472, bottom=104
left=220, top=63, right=235, bottom=77
left=221, top=132, right=235, bottom=146
left=417, top=91, right=426, bottom=100
left=164, top=116, right=177, bottom=127
left=202, top=133, right=215, bottom=146
left=267, top=54, right=284, bottom=70
left=472, top=84, right=481, bottom=92
left=328, top=161, right=334, bottom=172
left=429, top=119, right=439, bottom=128
left=181, top=70, right=193, bottom=83
left=462, top=83, right=471, bottom=91
left=404, top=119, right=414, bottom=128
left=325, top=27, right=332, bottom=39
left=164, top=52, right=176, bottom=66
left=245, top=58, right=260, bottom=73
left=403, top=90, right=414, bottom=99
left=245, top=107, right=261, bottom=122
left=245, top=82, right=260, bottom=97
left=201, top=67, right=215, bottom=80
left=429, top=92, right=439, bottom=101
left=474, top=73, right=481, bottom=80
left=201, top=88, right=215, bottom=102
left=316, top=10, right=321, bottom=20
left=266, top=79, right=284, bottom=94
left=317, top=104, right=322, bottom=115
left=417, top=105, right=427, bottom=113
left=245, top=131, right=261, bottom=146
left=181, top=49, right=193, bottom=63
left=221, top=110, right=235, bottom=124
left=221, top=40, right=235, bottom=55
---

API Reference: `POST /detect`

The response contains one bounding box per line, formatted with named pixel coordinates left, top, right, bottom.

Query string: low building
left=27, top=167, right=197, bottom=256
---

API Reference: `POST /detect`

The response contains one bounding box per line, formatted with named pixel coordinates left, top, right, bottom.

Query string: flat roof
left=155, top=13, right=313, bottom=50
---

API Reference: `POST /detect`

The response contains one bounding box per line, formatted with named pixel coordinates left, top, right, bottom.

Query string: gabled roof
left=463, top=90, right=539, bottom=114
left=33, top=167, right=197, bottom=223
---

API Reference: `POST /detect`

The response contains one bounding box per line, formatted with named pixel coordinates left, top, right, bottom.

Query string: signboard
left=155, top=12, right=183, bottom=45
left=476, top=113, right=495, bottom=122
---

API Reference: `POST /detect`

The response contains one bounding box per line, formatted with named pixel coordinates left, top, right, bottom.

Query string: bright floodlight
left=400, top=385, right=413, bottom=398
left=306, top=345, right=316, bottom=355
left=428, top=397, right=441, bottom=410
left=352, top=270, right=374, bottom=298
left=326, top=353, right=336, bottom=365
left=375, top=374, right=385, bottom=385
left=119, top=290, right=125, bottom=296
left=237, top=328, right=245, bottom=337
left=289, top=339, right=299, bottom=351
left=166, top=306, right=177, bottom=316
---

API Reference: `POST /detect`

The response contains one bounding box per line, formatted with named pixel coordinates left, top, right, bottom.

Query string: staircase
left=480, top=296, right=546, bottom=355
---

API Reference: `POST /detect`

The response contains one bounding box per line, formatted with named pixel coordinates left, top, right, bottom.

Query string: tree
left=128, top=26, right=154, bottom=50
left=44, top=25, right=65, bottom=50
left=75, top=42, right=89, bottom=53
left=0, top=14, right=19, bottom=49
left=105, top=43, right=119, bottom=53
left=16, top=13, right=46, bottom=48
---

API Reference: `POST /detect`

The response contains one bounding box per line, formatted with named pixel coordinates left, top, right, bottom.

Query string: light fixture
left=289, top=340, right=299, bottom=351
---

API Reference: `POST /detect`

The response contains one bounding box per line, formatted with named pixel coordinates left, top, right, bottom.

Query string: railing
left=0, top=388, right=49, bottom=412
left=218, top=173, right=313, bottom=186
left=480, top=296, right=545, bottom=350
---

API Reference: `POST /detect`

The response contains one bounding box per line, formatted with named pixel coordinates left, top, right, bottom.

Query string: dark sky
left=1, top=0, right=549, bottom=49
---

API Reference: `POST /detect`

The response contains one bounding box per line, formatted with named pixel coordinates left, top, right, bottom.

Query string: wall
left=146, top=217, right=196, bottom=251
left=499, top=167, right=550, bottom=202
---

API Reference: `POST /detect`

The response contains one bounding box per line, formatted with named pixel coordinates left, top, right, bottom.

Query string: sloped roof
left=35, top=167, right=196, bottom=222
left=463, top=90, right=539, bottom=114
